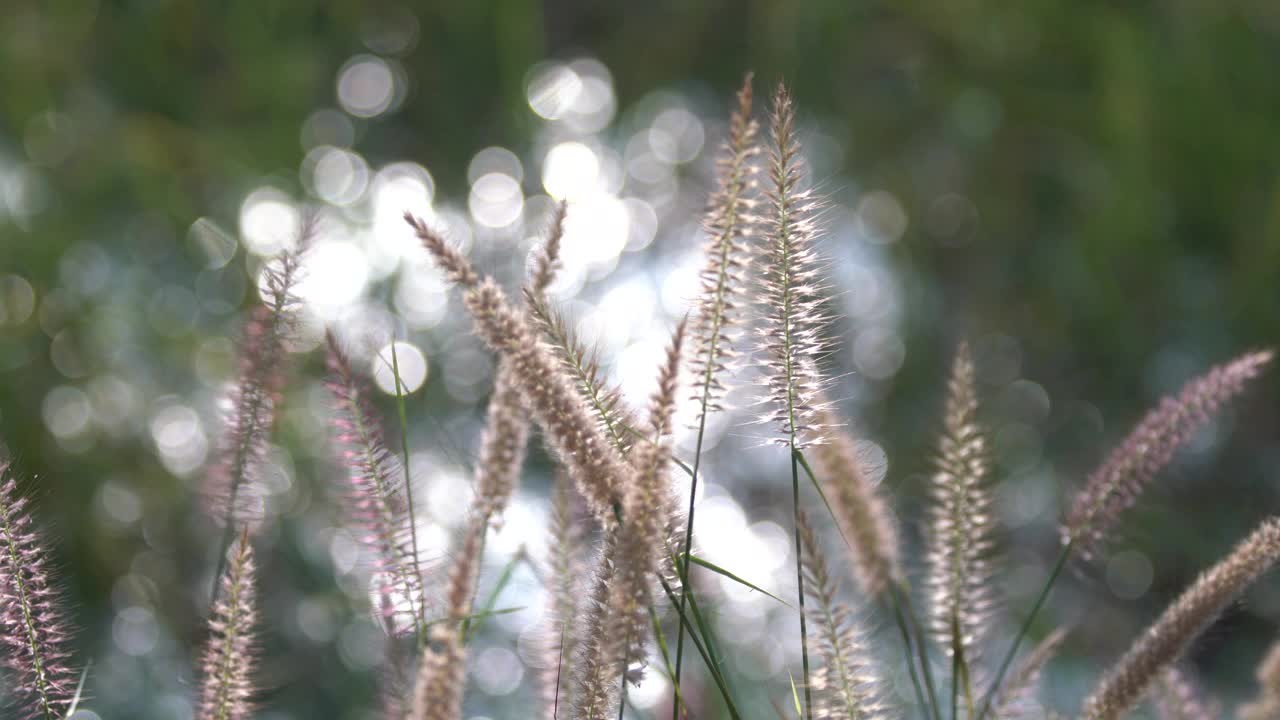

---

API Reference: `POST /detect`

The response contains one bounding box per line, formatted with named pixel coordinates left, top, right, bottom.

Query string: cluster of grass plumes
left=2, top=74, right=1280, bottom=720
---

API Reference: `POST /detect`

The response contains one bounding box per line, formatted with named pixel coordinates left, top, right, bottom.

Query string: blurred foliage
left=2, top=1, right=1279, bottom=718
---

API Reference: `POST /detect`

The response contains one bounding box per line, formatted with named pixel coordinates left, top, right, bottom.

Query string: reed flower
left=539, top=473, right=585, bottom=719
left=1083, top=517, right=1280, bottom=719
left=808, top=405, right=902, bottom=599
left=407, top=214, right=630, bottom=523
left=0, top=466, right=77, bottom=720
left=926, top=344, right=996, bottom=669
left=197, top=532, right=259, bottom=720
left=690, top=73, right=759, bottom=423
left=203, top=220, right=312, bottom=531
left=1063, top=350, right=1272, bottom=559
left=325, top=336, right=426, bottom=635
left=756, top=81, right=833, bottom=447
left=797, top=511, right=886, bottom=720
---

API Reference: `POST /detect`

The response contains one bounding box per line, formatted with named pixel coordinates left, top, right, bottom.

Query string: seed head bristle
left=756, top=81, right=834, bottom=446
left=690, top=72, right=760, bottom=422
left=0, top=466, right=78, bottom=720
left=570, top=529, right=625, bottom=720
left=525, top=289, right=636, bottom=456
left=529, top=200, right=568, bottom=296
left=1064, top=350, right=1272, bottom=559
left=796, top=511, right=887, bottom=720
left=808, top=403, right=902, bottom=599
left=1083, top=517, right=1280, bottom=719
left=540, top=473, right=585, bottom=720
left=926, top=344, right=997, bottom=670
left=203, top=217, right=313, bottom=531
left=473, top=357, right=530, bottom=528
left=325, top=336, right=427, bottom=635
left=197, top=533, right=259, bottom=720
left=405, top=212, right=481, bottom=288
left=1153, top=666, right=1219, bottom=720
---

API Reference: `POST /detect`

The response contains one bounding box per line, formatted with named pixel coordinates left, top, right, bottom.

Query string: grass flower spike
left=0, top=464, right=77, bottom=720
left=1240, top=642, right=1280, bottom=720
left=1063, top=350, right=1272, bottom=559
left=407, top=212, right=629, bottom=523
left=1083, top=517, right=1280, bottom=719
left=926, top=344, right=996, bottom=672
left=197, top=532, right=259, bottom=720
left=326, top=336, right=427, bottom=636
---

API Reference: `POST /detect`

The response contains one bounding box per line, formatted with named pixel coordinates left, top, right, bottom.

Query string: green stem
left=975, top=539, right=1073, bottom=720
left=887, top=582, right=936, bottom=720
left=390, top=341, right=428, bottom=648
left=898, top=584, right=943, bottom=720
left=790, top=446, right=814, bottom=720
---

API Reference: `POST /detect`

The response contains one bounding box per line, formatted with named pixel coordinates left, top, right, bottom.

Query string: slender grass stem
left=391, top=341, right=428, bottom=647
left=658, top=576, right=742, bottom=720
left=671, top=392, right=712, bottom=720
left=899, top=584, right=943, bottom=720
left=975, top=539, right=1073, bottom=720
left=790, top=446, right=814, bottom=720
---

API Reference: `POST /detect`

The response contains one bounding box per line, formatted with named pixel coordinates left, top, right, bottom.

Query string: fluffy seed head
left=203, top=220, right=312, bottom=530
left=0, top=469, right=78, bottom=720
left=1153, top=666, right=1219, bottom=720
left=690, top=73, right=760, bottom=421
left=569, top=530, right=624, bottom=720
left=1064, top=350, right=1272, bottom=559
left=1240, top=642, right=1280, bottom=720
left=992, top=629, right=1066, bottom=719
left=1083, top=517, right=1280, bottom=719
left=406, top=212, right=479, bottom=288
left=926, top=344, right=997, bottom=667
left=756, top=81, right=833, bottom=446
left=529, top=200, right=568, bottom=296
left=797, top=511, right=887, bottom=720
left=325, top=337, right=426, bottom=635
left=197, top=533, right=259, bottom=720
left=474, top=357, right=530, bottom=528
left=539, top=474, right=585, bottom=720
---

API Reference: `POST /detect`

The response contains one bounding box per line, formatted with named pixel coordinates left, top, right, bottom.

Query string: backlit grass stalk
left=758, top=81, right=835, bottom=720
left=325, top=336, right=427, bottom=639
left=672, top=72, right=760, bottom=714
left=0, top=466, right=77, bottom=720
left=1083, top=517, right=1280, bottom=719
left=197, top=532, right=258, bottom=720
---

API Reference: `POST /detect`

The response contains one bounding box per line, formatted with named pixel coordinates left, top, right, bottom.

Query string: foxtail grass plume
left=1153, top=666, right=1218, bottom=720
left=325, top=336, right=426, bottom=635
left=203, top=217, right=312, bottom=531
left=540, top=473, right=585, bottom=720
left=197, top=532, right=259, bottom=720
left=757, top=82, right=833, bottom=446
left=926, top=344, right=996, bottom=669
left=1240, top=642, right=1280, bottom=720
left=474, top=201, right=569, bottom=529
left=569, top=529, right=622, bottom=720
left=1083, top=517, right=1280, bottom=719
left=992, top=629, right=1066, bottom=719
left=809, top=403, right=902, bottom=599
left=1063, top=350, right=1272, bottom=559
left=0, top=466, right=77, bottom=720
left=407, top=213, right=630, bottom=523
left=689, top=72, right=759, bottom=422
left=797, top=511, right=886, bottom=720
left=525, top=290, right=635, bottom=456
left=407, top=514, right=485, bottom=720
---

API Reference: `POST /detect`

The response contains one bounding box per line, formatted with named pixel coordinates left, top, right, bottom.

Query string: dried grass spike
left=325, top=336, right=426, bottom=634
left=1154, top=666, right=1219, bottom=720
left=1239, top=642, right=1280, bottom=720
left=757, top=81, right=833, bottom=446
left=474, top=356, right=530, bottom=527
left=1083, top=517, right=1280, bottom=719
left=529, top=200, right=568, bottom=295
left=0, top=468, right=78, bottom=720
left=797, top=511, right=886, bottom=720
left=197, top=532, right=259, bottom=720
left=992, top=629, right=1066, bottom=719
left=926, top=343, right=997, bottom=669
left=1064, top=350, right=1272, bottom=559
left=690, top=72, right=760, bottom=420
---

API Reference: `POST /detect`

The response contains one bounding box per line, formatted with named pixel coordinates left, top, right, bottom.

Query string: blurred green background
left=2, top=1, right=1279, bottom=718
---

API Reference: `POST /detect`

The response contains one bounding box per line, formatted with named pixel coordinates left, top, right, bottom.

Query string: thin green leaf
left=688, top=554, right=792, bottom=608
left=788, top=671, right=803, bottom=719
left=465, top=546, right=525, bottom=641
